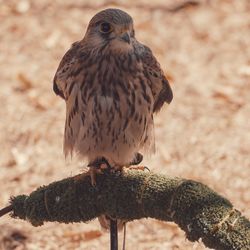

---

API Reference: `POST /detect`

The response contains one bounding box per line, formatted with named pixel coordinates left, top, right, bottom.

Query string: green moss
left=10, top=171, right=250, bottom=249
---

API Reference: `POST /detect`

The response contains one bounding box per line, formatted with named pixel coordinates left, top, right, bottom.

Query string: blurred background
left=0, top=0, right=250, bottom=249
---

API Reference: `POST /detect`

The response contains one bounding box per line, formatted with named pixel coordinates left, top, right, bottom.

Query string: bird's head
left=83, top=9, right=135, bottom=53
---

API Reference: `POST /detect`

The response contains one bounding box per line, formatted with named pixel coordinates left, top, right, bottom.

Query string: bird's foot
left=73, top=166, right=103, bottom=186
left=126, top=152, right=149, bottom=171
left=111, top=153, right=148, bottom=173
left=126, top=165, right=150, bottom=172
left=74, top=157, right=110, bottom=186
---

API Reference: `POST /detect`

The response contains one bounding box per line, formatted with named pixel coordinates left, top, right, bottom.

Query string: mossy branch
left=5, top=171, right=250, bottom=250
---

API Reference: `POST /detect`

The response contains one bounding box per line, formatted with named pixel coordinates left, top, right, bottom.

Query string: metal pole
left=110, top=219, right=118, bottom=250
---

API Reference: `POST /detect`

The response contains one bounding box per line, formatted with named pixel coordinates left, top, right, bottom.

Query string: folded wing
left=138, top=44, right=173, bottom=113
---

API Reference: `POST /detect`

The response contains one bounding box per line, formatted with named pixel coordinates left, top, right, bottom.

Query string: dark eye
left=100, top=22, right=112, bottom=33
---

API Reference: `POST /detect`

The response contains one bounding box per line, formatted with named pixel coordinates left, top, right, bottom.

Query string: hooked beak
left=120, top=32, right=130, bottom=44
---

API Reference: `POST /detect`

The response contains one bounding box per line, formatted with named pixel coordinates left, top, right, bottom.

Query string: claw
left=74, top=166, right=103, bottom=186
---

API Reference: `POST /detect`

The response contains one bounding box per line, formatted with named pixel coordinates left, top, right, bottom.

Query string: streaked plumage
left=53, top=8, right=173, bottom=169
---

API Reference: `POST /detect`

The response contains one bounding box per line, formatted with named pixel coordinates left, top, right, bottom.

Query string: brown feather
left=53, top=8, right=172, bottom=165
left=134, top=43, right=173, bottom=113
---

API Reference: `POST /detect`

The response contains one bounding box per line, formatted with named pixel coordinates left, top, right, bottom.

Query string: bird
left=53, top=7, right=173, bottom=234
left=53, top=8, right=173, bottom=185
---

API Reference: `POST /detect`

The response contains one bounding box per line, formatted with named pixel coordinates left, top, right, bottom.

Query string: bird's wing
left=138, top=44, right=173, bottom=113
left=53, top=41, right=81, bottom=100
left=53, top=41, right=85, bottom=157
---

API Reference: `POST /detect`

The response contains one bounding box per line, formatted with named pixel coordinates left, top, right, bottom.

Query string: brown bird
left=53, top=7, right=173, bottom=233
left=53, top=8, right=173, bottom=183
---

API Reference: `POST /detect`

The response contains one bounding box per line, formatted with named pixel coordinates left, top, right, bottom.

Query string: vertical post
left=110, top=219, right=118, bottom=250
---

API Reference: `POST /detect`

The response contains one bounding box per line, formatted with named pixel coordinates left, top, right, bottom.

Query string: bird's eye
left=99, top=22, right=112, bottom=33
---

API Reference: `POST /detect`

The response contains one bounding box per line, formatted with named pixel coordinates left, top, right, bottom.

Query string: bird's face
left=83, top=9, right=135, bottom=53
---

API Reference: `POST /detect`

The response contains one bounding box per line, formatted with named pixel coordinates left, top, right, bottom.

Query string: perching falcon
left=53, top=8, right=173, bottom=180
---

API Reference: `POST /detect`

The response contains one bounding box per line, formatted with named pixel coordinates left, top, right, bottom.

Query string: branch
left=0, top=205, right=13, bottom=217
left=3, top=171, right=250, bottom=249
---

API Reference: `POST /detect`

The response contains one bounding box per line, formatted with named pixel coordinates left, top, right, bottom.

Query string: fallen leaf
left=16, top=72, right=33, bottom=92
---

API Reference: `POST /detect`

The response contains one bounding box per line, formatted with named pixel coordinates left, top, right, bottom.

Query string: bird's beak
left=120, top=32, right=130, bottom=44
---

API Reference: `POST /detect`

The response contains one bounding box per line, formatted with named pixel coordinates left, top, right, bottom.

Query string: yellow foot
left=74, top=166, right=104, bottom=186
left=126, top=165, right=150, bottom=171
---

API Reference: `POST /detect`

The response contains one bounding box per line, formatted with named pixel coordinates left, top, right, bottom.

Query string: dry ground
left=0, top=0, right=249, bottom=249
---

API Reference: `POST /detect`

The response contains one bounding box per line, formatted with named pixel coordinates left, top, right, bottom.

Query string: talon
left=74, top=166, right=101, bottom=186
